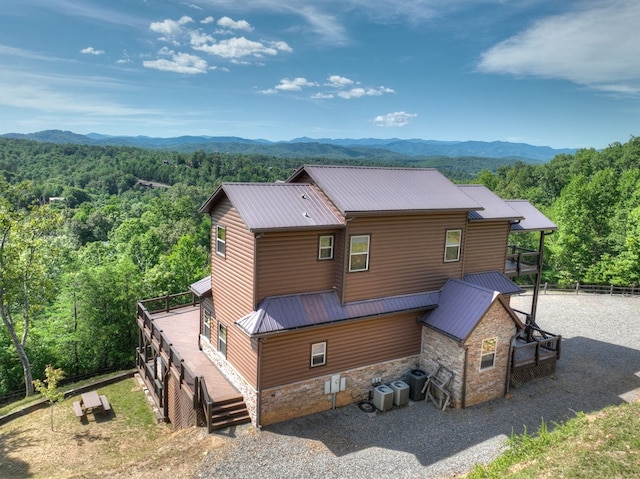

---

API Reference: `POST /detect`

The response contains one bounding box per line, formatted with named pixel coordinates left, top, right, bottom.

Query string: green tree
left=0, top=179, right=64, bottom=396
left=33, top=364, right=65, bottom=431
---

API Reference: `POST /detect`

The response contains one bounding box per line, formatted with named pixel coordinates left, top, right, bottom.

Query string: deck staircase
left=208, top=396, right=251, bottom=430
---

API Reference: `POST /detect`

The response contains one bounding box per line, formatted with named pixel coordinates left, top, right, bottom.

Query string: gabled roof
left=199, top=183, right=345, bottom=231
left=458, top=185, right=523, bottom=221
left=288, top=165, right=483, bottom=215
left=506, top=200, right=557, bottom=232
left=236, top=290, right=440, bottom=336
left=463, top=271, right=523, bottom=295
left=420, top=279, right=524, bottom=342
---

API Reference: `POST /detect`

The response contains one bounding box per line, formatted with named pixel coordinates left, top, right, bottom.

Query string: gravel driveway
left=197, top=293, right=640, bottom=479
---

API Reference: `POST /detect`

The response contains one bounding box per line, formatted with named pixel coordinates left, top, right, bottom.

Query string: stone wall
left=463, top=300, right=517, bottom=407
left=419, top=327, right=465, bottom=407
left=259, top=355, right=421, bottom=426
left=200, top=336, right=259, bottom=425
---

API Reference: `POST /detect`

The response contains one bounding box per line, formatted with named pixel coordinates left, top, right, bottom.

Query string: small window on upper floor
left=480, top=337, right=497, bottom=370
left=349, top=235, right=370, bottom=272
left=444, top=229, right=461, bottom=262
left=318, top=235, right=334, bottom=260
left=215, top=225, right=226, bottom=257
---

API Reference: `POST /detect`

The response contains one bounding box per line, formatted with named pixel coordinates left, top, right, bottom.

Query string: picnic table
left=73, top=391, right=111, bottom=418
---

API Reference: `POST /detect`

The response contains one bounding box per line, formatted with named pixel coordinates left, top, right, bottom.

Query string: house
left=136, top=165, right=560, bottom=429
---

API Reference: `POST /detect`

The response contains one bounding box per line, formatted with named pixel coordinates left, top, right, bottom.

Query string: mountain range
left=1, top=130, right=577, bottom=162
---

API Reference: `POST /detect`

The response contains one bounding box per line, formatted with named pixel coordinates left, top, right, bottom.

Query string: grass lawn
left=0, top=377, right=226, bottom=479
left=466, top=401, right=640, bottom=478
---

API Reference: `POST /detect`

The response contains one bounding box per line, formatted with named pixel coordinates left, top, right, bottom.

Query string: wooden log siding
left=259, top=311, right=422, bottom=389
left=209, top=198, right=259, bottom=387
left=463, top=221, right=510, bottom=275
left=343, top=213, right=467, bottom=303
left=256, top=229, right=342, bottom=303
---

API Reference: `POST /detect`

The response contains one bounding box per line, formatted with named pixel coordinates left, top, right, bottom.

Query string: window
left=318, top=235, right=334, bottom=260
left=218, top=323, right=228, bottom=358
left=444, top=229, right=461, bottom=262
left=202, top=309, right=212, bottom=341
left=349, top=235, right=370, bottom=272
left=480, top=338, right=497, bottom=370
left=215, top=225, right=226, bottom=257
left=311, top=341, right=327, bottom=367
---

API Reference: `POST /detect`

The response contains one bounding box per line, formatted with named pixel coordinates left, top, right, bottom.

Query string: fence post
left=610, top=284, right=614, bottom=295
left=544, top=282, right=548, bottom=294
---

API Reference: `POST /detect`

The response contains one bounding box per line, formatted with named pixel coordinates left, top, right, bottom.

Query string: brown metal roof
left=289, top=165, right=483, bottom=214
left=506, top=200, right=558, bottom=232
left=463, top=271, right=523, bottom=295
left=200, top=183, right=345, bottom=231
left=189, top=276, right=211, bottom=297
left=236, top=290, right=440, bottom=336
left=458, top=185, right=523, bottom=221
left=420, top=279, right=523, bottom=342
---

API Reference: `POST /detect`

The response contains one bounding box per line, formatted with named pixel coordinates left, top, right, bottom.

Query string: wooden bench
left=99, top=395, right=111, bottom=412
left=72, top=401, right=85, bottom=418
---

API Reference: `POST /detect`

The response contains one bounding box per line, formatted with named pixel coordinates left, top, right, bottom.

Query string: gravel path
left=197, top=293, right=640, bottom=479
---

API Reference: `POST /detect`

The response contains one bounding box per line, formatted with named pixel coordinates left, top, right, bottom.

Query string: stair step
left=207, top=397, right=251, bottom=431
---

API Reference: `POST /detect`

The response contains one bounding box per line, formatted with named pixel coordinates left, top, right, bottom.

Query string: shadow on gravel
left=265, top=335, right=640, bottom=467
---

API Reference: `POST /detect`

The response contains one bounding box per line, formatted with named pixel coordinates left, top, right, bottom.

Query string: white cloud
left=149, top=16, right=194, bottom=37
left=275, top=77, right=318, bottom=91
left=326, top=75, right=354, bottom=87
left=217, top=16, right=253, bottom=32
left=80, top=47, right=105, bottom=55
left=311, top=92, right=334, bottom=99
left=193, top=36, right=291, bottom=58
left=143, top=50, right=208, bottom=74
left=337, top=86, right=395, bottom=99
left=372, top=111, right=417, bottom=127
left=478, top=0, right=640, bottom=94
left=201, top=16, right=214, bottom=24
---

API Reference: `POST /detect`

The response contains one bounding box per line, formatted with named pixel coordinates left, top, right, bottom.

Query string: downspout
left=256, top=337, right=263, bottom=427
left=254, top=232, right=263, bottom=427
left=341, top=217, right=354, bottom=304
left=461, top=345, right=468, bottom=408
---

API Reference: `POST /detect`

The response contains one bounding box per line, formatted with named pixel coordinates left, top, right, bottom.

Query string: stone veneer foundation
left=199, top=336, right=259, bottom=426
left=259, top=355, right=421, bottom=426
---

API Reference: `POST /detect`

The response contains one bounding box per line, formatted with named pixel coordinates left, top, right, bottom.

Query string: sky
left=1, top=0, right=640, bottom=149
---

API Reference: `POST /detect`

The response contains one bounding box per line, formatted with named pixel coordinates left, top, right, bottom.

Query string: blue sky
left=1, top=0, right=640, bottom=149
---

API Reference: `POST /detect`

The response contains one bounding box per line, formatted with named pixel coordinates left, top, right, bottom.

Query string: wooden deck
left=151, top=306, right=241, bottom=403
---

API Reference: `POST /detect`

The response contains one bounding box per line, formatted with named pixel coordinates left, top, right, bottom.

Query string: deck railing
left=506, top=245, right=540, bottom=275
left=198, top=376, right=215, bottom=433
left=138, top=291, right=198, bottom=314
left=136, top=296, right=211, bottom=416
left=511, top=335, right=562, bottom=370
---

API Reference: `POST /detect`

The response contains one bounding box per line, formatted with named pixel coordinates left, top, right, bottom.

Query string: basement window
left=480, top=337, right=497, bottom=370
left=310, top=341, right=327, bottom=367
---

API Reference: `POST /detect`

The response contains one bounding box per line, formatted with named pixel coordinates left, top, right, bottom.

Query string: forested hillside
left=1, top=136, right=638, bottom=397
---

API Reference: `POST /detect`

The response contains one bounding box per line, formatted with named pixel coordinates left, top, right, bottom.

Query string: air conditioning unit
left=389, top=380, right=410, bottom=406
left=372, top=384, right=394, bottom=412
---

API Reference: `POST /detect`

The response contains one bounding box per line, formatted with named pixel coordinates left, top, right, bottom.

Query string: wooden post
left=575, top=282, right=580, bottom=294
